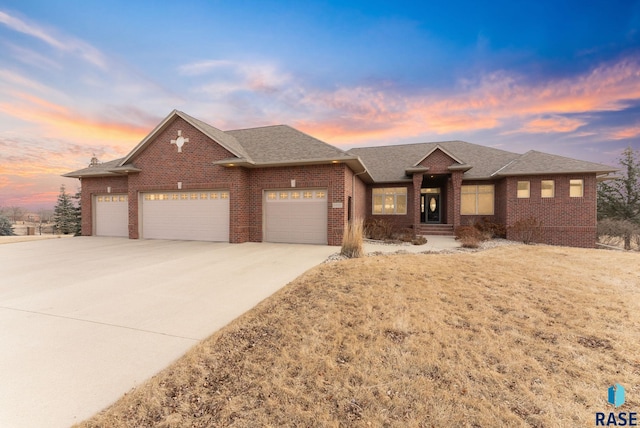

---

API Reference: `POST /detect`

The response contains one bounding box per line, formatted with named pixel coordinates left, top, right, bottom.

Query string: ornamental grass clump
left=341, top=219, right=364, bottom=258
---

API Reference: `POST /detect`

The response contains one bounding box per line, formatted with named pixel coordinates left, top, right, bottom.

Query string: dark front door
left=421, top=191, right=441, bottom=223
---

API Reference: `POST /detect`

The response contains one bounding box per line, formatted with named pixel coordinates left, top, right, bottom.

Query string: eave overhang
left=213, top=156, right=375, bottom=183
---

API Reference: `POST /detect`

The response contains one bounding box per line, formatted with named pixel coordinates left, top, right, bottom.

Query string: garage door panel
left=95, top=195, right=128, bottom=237
left=142, top=191, right=229, bottom=242
left=264, top=189, right=327, bottom=245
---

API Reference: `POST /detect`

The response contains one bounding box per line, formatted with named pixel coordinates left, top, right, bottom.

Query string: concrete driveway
left=0, top=237, right=336, bottom=428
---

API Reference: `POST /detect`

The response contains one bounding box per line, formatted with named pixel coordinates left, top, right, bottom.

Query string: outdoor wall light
left=291, top=179, right=296, bottom=188
left=107, top=186, right=111, bottom=193
left=177, top=182, right=182, bottom=190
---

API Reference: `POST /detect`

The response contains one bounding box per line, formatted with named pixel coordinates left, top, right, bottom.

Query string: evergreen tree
left=73, top=187, right=82, bottom=236
left=598, top=146, right=640, bottom=223
left=0, top=214, right=14, bottom=236
left=597, top=146, right=640, bottom=249
left=53, top=185, right=79, bottom=235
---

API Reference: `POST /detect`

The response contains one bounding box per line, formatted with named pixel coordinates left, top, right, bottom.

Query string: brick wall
left=363, top=182, right=415, bottom=232
left=78, top=176, right=128, bottom=236
left=504, top=174, right=598, bottom=247
left=247, top=163, right=348, bottom=245
left=78, top=116, right=355, bottom=245
left=125, top=117, right=238, bottom=239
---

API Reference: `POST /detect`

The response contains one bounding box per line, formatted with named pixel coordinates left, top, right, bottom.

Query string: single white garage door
left=94, top=194, right=128, bottom=237
left=264, top=189, right=328, bottom=244
left=141, top=191, right=229, bottom=241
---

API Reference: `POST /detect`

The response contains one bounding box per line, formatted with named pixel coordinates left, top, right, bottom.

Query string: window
left=279, top=192, right=289, bottom=200
left=461, top=185, right=494, bottom=215
left=181, top=193, right=188, bottom=200
left=372, top=188, right=407, bottom=215
left=570, top=179, right=584, bottom=197
left=541, top=180, right=554, bottom=198
left=517, top=181, right=530, bottom=198
left=291, top=192, right=300, bottom=199
left=315, top=191, right=326, bottom=199
left=303, top=191, right=312, bottom=199
left=200, top=193, right=208, bottom=200
left=221, top=192, right=229, bottom=199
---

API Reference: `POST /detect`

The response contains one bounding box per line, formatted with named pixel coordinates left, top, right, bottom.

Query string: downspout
left=351, top=168, right=368, bottom=224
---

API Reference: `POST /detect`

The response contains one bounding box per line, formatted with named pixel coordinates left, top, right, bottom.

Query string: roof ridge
left=227, top=124, right=287, bottom=132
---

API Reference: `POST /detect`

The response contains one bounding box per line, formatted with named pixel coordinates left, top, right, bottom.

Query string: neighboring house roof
left=347, top=141, right=616, bottom=182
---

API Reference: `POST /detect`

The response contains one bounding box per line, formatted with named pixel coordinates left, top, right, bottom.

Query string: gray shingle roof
left=63, top=110, right=616, bottom=181
left=226, top=125, right=354, bottom=164
left=348, top=141, right=616, bottom=182
left=347, top=141, right=521, bottom=182
left=63, top=158, right=131, bottom=178
left=495, top=150, right=616, bottom=176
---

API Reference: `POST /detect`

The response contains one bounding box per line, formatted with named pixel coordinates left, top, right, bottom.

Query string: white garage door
left=141, top=191, right=229, bottom=242
left=94, top=194, right=128, bottom=237
left=264, top=189, right=328, bottom=244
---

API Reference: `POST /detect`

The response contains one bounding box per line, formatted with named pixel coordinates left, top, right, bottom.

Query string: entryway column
left=451, top=171, right=463, bottom=228
left=412, top=172, right=424, bottom=229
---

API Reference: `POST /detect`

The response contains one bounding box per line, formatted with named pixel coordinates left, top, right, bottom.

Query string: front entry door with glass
left=421, top=188, right=441, bottom=223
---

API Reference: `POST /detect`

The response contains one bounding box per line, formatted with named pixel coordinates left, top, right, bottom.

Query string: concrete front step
left=415, top=224, right=455, bottom=236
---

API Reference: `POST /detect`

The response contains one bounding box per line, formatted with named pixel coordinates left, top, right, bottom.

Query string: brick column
left=451, top=171, right=463, bottom=228
left=412, top=172, right=424, bottom=229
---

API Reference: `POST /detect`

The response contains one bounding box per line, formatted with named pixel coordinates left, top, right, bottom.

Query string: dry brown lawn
left=77, top=245, right=640, bottom=427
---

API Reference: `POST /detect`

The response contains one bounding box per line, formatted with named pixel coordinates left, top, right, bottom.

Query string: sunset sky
left=1, top=1, right=639, bottom=210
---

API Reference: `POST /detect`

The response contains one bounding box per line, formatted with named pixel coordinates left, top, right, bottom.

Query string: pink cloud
left=290, top=56, right=640, bottom=144
left=610, top=125, right=640, bottom=140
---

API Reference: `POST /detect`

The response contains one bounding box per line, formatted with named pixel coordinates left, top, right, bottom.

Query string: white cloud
left=0, top=10, right=107, bottom=68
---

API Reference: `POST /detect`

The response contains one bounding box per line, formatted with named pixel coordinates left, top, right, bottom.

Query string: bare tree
left=7, top=206, right=25, bottom=223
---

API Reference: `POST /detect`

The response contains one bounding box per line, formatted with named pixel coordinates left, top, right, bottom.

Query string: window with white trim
left=372, top=187, right=407, bottom=215
left=570, top=179, right=583, bottom=197
left=461, top=185, right=494, bottom=215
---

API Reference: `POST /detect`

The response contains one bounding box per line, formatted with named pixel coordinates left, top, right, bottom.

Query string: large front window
left=373, top=187, right=407, bottom=215
left=461, top=185, right=494, bottom=215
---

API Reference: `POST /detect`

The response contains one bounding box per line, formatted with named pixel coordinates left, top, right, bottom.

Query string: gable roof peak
left=414, top=143, right=465, bottom=167
left=118, top=110, right=250, bottom=166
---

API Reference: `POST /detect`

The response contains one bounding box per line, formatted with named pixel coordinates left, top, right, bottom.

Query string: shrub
left=412, top=235, right=428, bottom=246
left=341, top=219, right=364, bottom=258
left=460, top=235, right=481, bottom=248
left=474, top=218, right=507, bottom=239
left=364, top=218, right=393, bottom=241
left=597, top=218, right=640, bottom=250
left=509, top=217, right=542, bottom=244
left=454, top=225, right=483, bottom=241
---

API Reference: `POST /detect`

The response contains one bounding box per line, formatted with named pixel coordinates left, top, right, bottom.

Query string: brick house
left=64, top=110, right=615, bottom=247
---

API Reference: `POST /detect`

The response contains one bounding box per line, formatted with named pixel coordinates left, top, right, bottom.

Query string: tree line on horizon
left=0, top=185, right=81, bottom=236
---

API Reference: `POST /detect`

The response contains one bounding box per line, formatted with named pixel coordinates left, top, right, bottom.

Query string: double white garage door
left=93, top=188, right=327, bottom=244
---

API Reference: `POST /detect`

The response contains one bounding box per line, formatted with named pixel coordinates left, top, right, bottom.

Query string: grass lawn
left=77, top=245, right=639, bottom=427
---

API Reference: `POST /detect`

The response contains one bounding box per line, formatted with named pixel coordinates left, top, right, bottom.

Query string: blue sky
left=0, top=0, right=639, bottom=208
